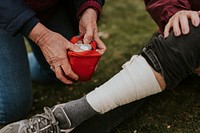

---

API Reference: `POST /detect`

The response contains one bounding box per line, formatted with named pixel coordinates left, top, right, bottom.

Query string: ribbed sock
left=61, top=96, right=97, bottom=128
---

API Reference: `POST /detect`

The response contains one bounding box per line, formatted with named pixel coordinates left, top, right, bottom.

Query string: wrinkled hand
left=29, top=23, right=83, bottom=84
left=79, top=8, right=106, bottom=55
left=164, top=10, right=200, bottom=38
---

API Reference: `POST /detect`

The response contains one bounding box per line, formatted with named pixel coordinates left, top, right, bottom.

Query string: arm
left=1, top=0, right=105, bottom=84
left=144, top=0, right=191, bottom=33
left=29, top=0, right=106, bottom=83
left=0, top=0, right=39, bottom=36
left=76, top=0, right=106, bottom=55
left=144, top=0, right=200, bottom=37
left=0, top=0, right=82, bottom=84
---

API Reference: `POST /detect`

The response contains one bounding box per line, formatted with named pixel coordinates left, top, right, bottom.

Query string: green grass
left=3, top=0, right=200, bottom=132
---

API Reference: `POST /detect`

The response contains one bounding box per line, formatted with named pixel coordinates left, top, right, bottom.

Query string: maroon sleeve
left=144, top=0, right=191, bottom=31
left=76, top=0, right=104, bottom=20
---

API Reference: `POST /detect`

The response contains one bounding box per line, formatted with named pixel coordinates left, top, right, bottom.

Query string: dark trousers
left=142, top=22, right=200, bottom=90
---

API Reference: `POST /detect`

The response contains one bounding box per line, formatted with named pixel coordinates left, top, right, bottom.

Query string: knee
left=0, top=92, right=32, bottom=124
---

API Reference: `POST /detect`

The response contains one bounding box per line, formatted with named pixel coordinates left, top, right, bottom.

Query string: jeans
left=0, top=1, right=78, bottom=123
left=0, top=27, right=32, bottom=124
left=142, top=22, right=200, bottom=90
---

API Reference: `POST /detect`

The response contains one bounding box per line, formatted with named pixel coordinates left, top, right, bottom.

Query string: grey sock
left=62, top=96, right=97, bottom=128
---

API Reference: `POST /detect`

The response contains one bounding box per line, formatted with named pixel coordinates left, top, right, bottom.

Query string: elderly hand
left=29, top=23, right=83, bottom=84
left=164, top=10, right=200, bottom=38
left=79, top=8, right=106, bottom=55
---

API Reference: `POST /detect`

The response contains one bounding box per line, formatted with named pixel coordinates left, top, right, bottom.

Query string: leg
left=28, top=1, right=78, bottom=83
left=0, top=26, right=32, bottom=124
left=69, top=22, right=200, bottom=132
left=71, top=98, right=147, bottom=133
left=142, top=22, right=200, bottom=89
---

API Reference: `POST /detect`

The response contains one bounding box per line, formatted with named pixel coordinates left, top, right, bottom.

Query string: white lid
left=75, top=44, right=92, bottom=51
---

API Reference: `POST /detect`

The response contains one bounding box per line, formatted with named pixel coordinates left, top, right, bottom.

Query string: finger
left=172, top=17, right=181, bottom=36
left=60, top=58, right=79, bottom=80
left=190, top=11, right=200, bottom=27
left=164, top=21, right=172, bottom=38
left=54, top=65, right=73, bottom=84
left=66, top=41, right=83, bottom=52
left=179, top=15, right=189, bottom=34
left=84, top=27, right=93, bottom=44
left=95, top=38, right=106, bottom=55
left=94, top=31, right=106, bottom=54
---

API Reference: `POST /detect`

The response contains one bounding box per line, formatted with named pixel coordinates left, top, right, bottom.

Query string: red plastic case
left=68, top=35, right=101, bottom=81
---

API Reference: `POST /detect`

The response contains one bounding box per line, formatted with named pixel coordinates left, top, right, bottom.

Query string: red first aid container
left=68, top=35, right=101, bottom=81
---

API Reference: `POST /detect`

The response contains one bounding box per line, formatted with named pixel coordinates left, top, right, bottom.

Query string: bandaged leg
left=86, top=55, right=162, bottom=114
left=53, top=55, right=164, bottom=129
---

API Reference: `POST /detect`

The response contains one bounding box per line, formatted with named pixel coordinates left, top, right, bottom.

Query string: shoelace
left=24, top=107, right=60, bottom=133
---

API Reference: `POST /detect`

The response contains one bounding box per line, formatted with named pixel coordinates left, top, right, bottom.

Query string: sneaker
left=0, top=106, right=72, bottom=133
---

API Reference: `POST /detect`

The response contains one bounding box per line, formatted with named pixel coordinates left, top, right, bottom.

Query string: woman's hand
left=29, top=23, right=83, bottom=84
left=79, top=8, right=106, bottom=55
left=164, top=10, right=200, bottom=38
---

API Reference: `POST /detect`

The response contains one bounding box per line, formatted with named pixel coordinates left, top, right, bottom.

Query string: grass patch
left=2, top=0, right=200, bottom=133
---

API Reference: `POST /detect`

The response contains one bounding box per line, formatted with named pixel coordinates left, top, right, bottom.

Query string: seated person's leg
left=0, top=30, right=32, bottom=124
left=143, top=22, right=200, bottom=90
left=1, top=22, right=200, bottom=132
left=0, top=43, right=164, bottom=132
left=71, top=98, right=147, bottom=133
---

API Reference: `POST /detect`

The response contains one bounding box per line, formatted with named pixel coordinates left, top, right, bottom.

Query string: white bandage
left=86, top=55, right=162, bottom=114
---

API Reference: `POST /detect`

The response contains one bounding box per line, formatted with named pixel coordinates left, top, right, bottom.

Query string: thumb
left=67, top=42, right=83, bottom=52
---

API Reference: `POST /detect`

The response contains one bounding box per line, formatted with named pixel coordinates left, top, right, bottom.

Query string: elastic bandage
left=86, top=55, right=162, bottom=114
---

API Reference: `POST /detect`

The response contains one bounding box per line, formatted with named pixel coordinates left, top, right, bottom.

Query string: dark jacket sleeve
left=144, top=0, right=191, bottom=31
left=76, top=0, right=105, bottom=20
left=0, top=0, right=39, bottom=36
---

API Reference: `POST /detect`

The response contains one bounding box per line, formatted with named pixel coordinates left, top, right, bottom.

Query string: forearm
left=144, top=0, right=191, bottom=31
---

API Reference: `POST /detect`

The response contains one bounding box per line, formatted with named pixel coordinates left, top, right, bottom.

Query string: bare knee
left=152, top=69, right=166, bottom=90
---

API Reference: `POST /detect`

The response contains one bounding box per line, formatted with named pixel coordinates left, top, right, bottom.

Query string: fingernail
left=194, top=21, right=199, bottom=27
left=194, top=21, right=198, bottom=26
left=174, top=31, right=179, bottom=36
left=183, top=29, right=189, bottom=34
